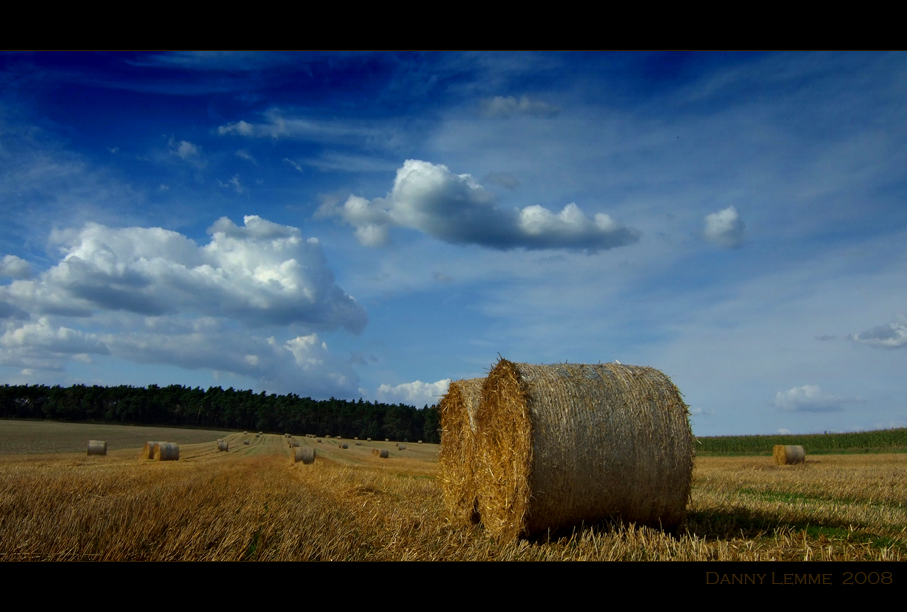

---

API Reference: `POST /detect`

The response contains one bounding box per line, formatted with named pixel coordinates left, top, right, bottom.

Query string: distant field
left=0, top=420, right=903, bottom=560
left=0, top=419, right=235, bottom=455
left=695, top=428, right=907, bottom=456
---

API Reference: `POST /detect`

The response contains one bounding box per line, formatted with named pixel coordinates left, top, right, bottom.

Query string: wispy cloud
left=480, top=95, right=560, bottom=119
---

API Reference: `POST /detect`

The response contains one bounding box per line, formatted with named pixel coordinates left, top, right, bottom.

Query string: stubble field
left=0, top=420, right=904, bottom=560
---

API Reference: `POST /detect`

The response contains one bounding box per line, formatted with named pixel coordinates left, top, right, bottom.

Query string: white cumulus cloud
left=376, top=378, right=451, bottom=407
left=852, top=318, right=907, bottom=349
left=703, top=206, right=745, bottom=248
left=774, top=385, right=845, bottom=412
left=0, top=255, right=31, bottom=279
left=0, top=216, right=367, bottom=333
left=317, top=160, right=639, bottom=252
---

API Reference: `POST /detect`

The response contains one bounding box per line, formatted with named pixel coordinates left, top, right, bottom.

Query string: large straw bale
left=372, top=448, right=390, bottom=458
left=475, top=359, right=694, bottom=541
left=217, top=439, right=229, bottom=452
left=87, top=440, right=107, bottom=456
left=438, top=378, right=484, bottom=527
left=153, top=442, right=180, bottom=461
left=295, top=447, right=316, bottom=464
left=773, top=445, right=805, bottom=465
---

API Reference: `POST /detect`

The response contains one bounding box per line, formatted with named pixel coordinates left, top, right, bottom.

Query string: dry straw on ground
left=438, top=378, right=484, bottom=527
left=475, top=359, right=694, bottom=541
left=153, top=443, right=179, bottom=462
left=773, top=445, right=806, bottom=465
left=294, top=447, right=316, bottom=464
left=87, top=440, right=107, bottom=456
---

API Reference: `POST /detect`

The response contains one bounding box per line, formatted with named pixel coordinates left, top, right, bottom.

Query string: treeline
left=0, top=384, right=440, bottom=443
left=696, top=428, right=907, bottom=455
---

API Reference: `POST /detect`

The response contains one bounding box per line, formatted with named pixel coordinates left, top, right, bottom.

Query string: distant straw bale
left=295, top=447, right=316, bottom=464
left=87, top=440, right=107, bottom=456
left=289, top=439, right=300, bottom=448
left=475, top=359, right=694, bottom=540
left=372, top=448, right=389, bottom=458
left=153, top=442, right=180, bottom=462
left=143, top=441, right=165, bottom=460
left=339, top=443, right=348, bottom=449
left=243, top=439, right=250, bottom=445
left=217, top=439, right=229, bottom=452
left=773, top=445, right=805, bottom=465
left=438, top=378, right=484, bottom=527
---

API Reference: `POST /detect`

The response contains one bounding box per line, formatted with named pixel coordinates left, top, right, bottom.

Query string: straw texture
left=294, top=447, right=316, bottom=464
left=143, top=441, right=165, bottom=460
left=773, top=445, right=805, bottom=465
left=153, top=443, right=180, bottom=461
left=475, top=359, right=694, bottom=540
left=438, top=378, right=484, bottom=527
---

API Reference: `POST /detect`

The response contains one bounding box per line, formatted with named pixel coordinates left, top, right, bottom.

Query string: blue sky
left=1, top=51, right=905, bottom=436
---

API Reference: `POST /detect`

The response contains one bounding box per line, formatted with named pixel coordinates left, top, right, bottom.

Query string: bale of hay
left=773, top=445, right=805, bottom=465
left=354, top=436, right=359, bottom=440
left=87, top=440, right=107, bottom=456
left=372, top=448, right=390, bottom=458
left=385, top=438, right=390, bottom=442
left=295, top=447, right=316, bottom=464
left=397, top=444, right=406, bottom=450
left=474, top=359, right=694, bottom=541
left=438, top=378, right=485, bottom=527
left=367, top=437, right=371, bottom=441
left=143, top=441, right=166, bottom=460
left=418, top=440, right=422, bottom=444
left=289, top=439, right=300, bottom=448
left=217, top=439, right=229, bottom=452
left=243, top=439, right=250, bottom=445
left=339, top=443, right=348, bottom=449
left=153, top=442, right=180, bottom=462
left=317, top=439, right=322, bottom=443
left=355, top=441, right=362, bottom=445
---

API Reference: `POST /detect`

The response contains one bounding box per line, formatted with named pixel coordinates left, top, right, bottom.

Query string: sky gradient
left=1, top=51, right=905, bottom=436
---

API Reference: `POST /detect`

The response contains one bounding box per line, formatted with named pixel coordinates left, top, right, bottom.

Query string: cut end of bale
left=438, top=377, right=485, bottom=528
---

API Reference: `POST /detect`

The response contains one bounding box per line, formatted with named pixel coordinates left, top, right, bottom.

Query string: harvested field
left=0, top=420, right=904, bottom=561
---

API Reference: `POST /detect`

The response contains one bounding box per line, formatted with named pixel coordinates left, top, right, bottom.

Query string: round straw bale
left=475, top=359, right=694, bottom=540
left=367, top=437, right=371, bottom=441
left=217, top=439, right=229, bottom=452
left=339, top=442, right=348, bottom=449
left=317, top=439, right=322, bottom=443
left=354, top=437, right=358, bottom=440
left=243, top=439, right=250, bottom=445
left=397, top=444, right=406, bottom=450
left=372, top=448, right=389, bottom=458
left=438, top=378, right=484, bottom=527
left=355, top=441, right=361, bottom=445
left=295, top=447, right=316, bottom=464
left=87, top=440, right=107, bottom=456
left=773, top=445, right=805, bottom=465
left=143, top=441, right=166, bottom=460
left=153, top=442, right=179, bottom=461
